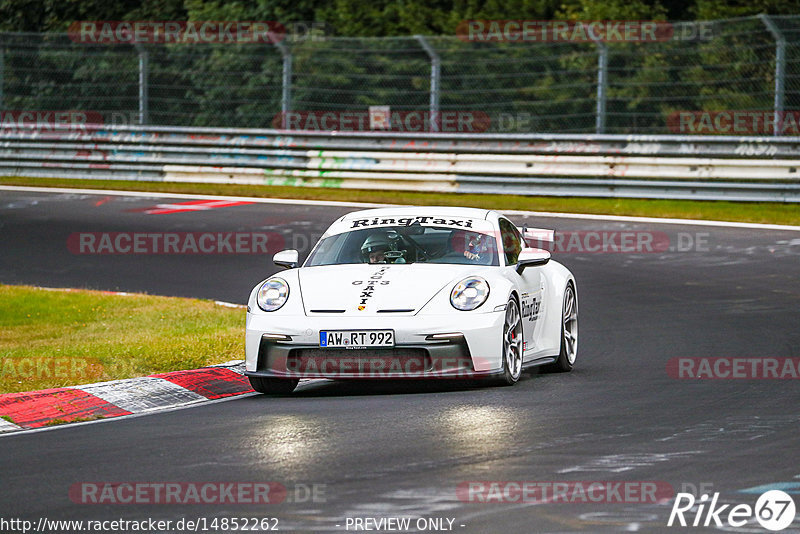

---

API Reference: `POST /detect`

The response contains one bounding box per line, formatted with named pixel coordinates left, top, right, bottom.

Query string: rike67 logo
left=668, top=490, right=796, bottom=531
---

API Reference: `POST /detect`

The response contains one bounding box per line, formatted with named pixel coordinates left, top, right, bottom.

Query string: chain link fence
left=2, top=15, right=800, bottom=134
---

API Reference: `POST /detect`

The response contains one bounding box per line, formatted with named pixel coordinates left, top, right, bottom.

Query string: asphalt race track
left=1, top=187, right=800, bottom=533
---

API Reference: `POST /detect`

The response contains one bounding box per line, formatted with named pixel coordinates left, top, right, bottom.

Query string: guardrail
left=1, top=125, right=799, bottom=202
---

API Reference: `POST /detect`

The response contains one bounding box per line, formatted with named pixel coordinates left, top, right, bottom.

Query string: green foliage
left=1, top=3, right=799, bottom=134
left=0, top=0, right=187, bottom=32
left=557, top=0, right=668, bottom=20
left=4, top=0, right=800, bottom=36
left=692, top=0, right=800, bottom=20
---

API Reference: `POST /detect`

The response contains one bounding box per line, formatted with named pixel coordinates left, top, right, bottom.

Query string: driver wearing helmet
left=361, top=232, right=405, bottom=264
left=464, top=232, right=487, bottom=261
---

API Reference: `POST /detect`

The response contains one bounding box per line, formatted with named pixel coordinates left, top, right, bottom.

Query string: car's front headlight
left=256, top=278, right=289, bottom=312
left=450, top=277, right=489, bottom=311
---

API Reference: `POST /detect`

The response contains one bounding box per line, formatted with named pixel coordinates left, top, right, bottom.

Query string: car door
left=499, top=218, right=544, bottom=357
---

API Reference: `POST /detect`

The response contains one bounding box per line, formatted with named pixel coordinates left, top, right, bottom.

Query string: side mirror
left=273, top=249, right=299, bottom=269
left=516, top=248, right=550, bottom=273
left=520, top=227, right=555, bottom=249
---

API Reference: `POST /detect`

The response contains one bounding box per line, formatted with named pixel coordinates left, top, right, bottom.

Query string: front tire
left=546, top=282, right=578, bottom=372
left=498, top=297, right=523, bottom=386
left=249, top=376, right=298, bottom=395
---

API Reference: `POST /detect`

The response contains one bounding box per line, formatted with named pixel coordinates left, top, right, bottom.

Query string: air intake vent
left=310, top=309, right=346, bottom=313
left=377, top=309, right=415, bottom=313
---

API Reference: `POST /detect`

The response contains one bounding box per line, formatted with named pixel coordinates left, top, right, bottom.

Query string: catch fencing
left=2, top=16, right=800, bottom=134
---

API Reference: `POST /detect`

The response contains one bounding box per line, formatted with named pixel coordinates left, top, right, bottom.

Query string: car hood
left=298, top=263, right=475, bottom=316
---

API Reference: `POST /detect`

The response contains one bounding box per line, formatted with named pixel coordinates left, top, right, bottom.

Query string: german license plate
left=320, top=330, right=394, bottom=348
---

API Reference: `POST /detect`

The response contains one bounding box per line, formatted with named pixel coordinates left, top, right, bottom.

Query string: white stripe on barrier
left=162, top=165, right=459, bottom=192
left=307, top=151, right=800, bottom=180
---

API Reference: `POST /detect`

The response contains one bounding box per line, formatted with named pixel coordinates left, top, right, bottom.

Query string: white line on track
left=502, top=209, right=800, bottom=231
left=0, top=185, right=391, bottom=209
left=1, top=184, right=799, bottom=231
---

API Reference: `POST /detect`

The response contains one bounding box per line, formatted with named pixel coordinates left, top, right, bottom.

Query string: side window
left=499, top=219, right=522, bottom=266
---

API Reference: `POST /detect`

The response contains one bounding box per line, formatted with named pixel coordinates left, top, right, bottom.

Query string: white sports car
left=245, top=207, right=577, bottom=394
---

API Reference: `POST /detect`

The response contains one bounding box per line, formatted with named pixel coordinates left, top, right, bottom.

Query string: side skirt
left=521, top=356, right=558, bottom=370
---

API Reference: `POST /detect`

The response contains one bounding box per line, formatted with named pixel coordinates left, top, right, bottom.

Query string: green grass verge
left=0, top=285, right=243, bottom=394
left=1, top=176, right=798, bottom=226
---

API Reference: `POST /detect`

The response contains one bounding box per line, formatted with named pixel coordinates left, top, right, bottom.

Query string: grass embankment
left=0, top=285, right=243, bottom=394
left=1, top=177, right=798, bottom=226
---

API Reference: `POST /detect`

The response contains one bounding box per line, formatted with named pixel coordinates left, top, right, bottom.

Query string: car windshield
left=306, top=226, right=500, bottom=266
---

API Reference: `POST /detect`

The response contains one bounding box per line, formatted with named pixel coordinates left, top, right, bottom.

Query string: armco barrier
left=1, top=125, right=799, bottom=201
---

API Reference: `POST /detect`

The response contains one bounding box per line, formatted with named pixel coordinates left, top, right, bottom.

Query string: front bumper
left=245, top=312, right=505, bottom=379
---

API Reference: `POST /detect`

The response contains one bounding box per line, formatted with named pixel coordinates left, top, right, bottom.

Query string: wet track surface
left=1, top=187, right=799, bottom=533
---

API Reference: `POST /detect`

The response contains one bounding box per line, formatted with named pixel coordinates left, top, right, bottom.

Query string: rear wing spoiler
left=518, top=226, right=555, bottom=250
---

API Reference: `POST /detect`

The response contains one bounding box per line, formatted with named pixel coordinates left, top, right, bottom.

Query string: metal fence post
left=759, top=14, right=785, bottom=136
left=415, top=35, right=440, bottom=132
left=275, top=41, right=292, bottom=129
left=135, top=44, right=149, bottom=125
left=0, top=43, right=4, bottom=110
left=596, top=42, right=608, bottom=134
left=0, top=36, right=5, bottom=111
